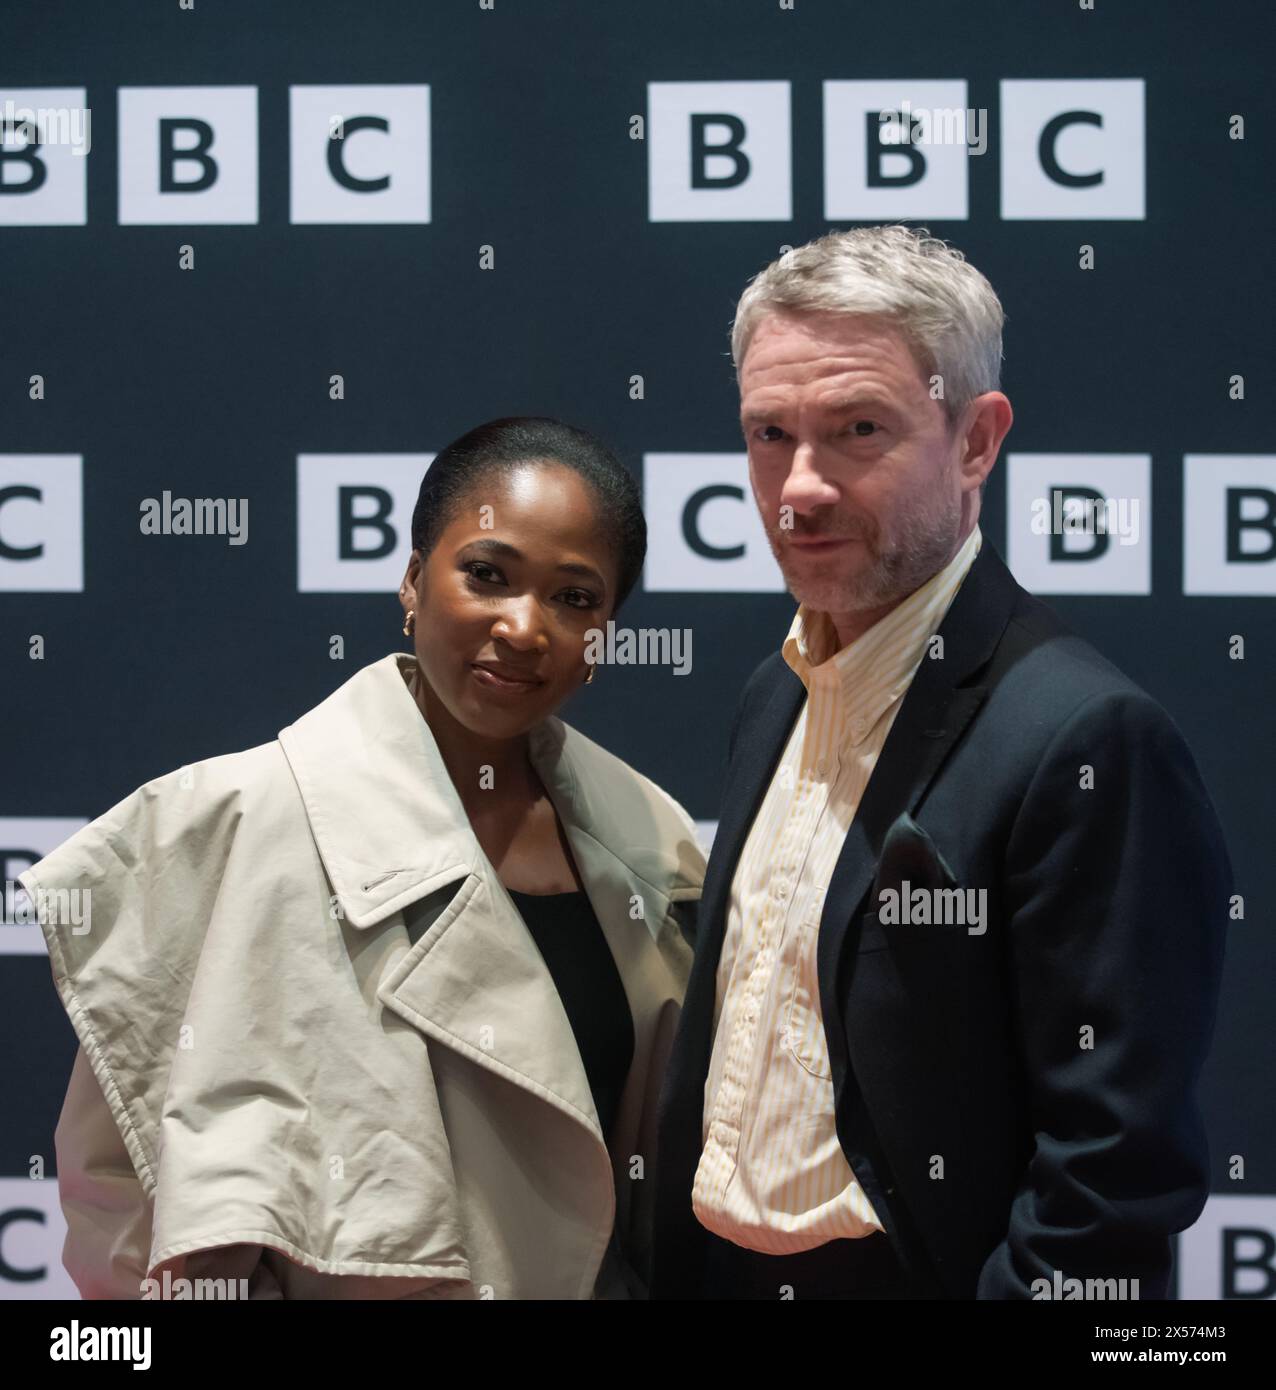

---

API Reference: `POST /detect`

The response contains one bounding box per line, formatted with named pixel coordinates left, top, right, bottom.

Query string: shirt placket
left=784, top=673, right=843, bottom=1050
left=705, top=670, right=840, bottom=1159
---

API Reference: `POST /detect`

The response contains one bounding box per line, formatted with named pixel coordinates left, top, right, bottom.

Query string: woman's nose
left=492, top=597, right=550, bottom=651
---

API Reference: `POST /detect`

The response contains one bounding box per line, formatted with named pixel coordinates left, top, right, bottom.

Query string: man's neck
left=826, top=596, right=908, bottom=652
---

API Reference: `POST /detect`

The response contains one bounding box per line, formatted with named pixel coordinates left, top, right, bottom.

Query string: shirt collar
left=781, top=524, right=983, bottom=747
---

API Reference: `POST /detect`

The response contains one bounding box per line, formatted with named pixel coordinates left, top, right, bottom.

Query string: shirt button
left=774, top=880, right=789, bottom=900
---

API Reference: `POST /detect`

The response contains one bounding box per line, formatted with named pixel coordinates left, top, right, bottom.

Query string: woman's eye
left=466, top=562, right=594, bottom=609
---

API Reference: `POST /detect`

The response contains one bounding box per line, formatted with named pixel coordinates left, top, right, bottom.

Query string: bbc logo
left=3, top=77, right=1145, bottom=228
left=647, top=78, right=1145, bottom=222
left=0, top=85, right=431, bottom=226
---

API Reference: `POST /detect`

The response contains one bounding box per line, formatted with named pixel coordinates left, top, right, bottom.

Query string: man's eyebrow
left=740, top=394, right=900, bottom=426
left=462, top=538, right=606, bottom=587
left=821, top=394, right=900, bottom=416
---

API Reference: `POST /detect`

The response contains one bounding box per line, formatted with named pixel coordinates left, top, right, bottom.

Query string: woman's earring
left=584, top=662, right=596, bottom=685
left=403, top=610, right=416, bottom=638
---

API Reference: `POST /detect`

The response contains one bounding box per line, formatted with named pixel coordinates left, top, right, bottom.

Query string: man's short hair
left=731, top=224, right=1006, bottom=445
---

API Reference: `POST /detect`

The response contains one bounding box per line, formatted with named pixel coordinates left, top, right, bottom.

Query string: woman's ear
left=399, top=550, right=423, bottom=616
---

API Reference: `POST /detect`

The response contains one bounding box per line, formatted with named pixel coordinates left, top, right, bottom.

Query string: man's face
left=739, top=310, right=971, bottom=621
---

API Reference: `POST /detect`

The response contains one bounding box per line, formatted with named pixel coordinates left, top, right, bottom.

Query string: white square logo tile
left=643, top=453, right=783, bottom=592
left=1005, top=452, right=1151, bottom=594
left=1184, top=455, right=1276, bottom=596
left=648, top=81, right=791, bottom=222
left=824, top=80, right=970, bottom=221
left=290, top=84, right=430, bottom=224
left=0, top=88, right=89, bottom=226
left=118, top=86, right=258, bottom=224
left=0, top=455, right=83, bottom=592
left=297, top=454, right=432, bottom=592
left=1001, top=79, right=1144, bottom=220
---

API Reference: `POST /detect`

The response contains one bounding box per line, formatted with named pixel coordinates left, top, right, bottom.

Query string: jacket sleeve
left=56, top=1044, right=285, bottom=1300
left=977, top=689, right=1231, bottom=1299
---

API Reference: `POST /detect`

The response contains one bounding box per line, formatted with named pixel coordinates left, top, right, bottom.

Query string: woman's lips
left=470, top=663, right=544, bottom=694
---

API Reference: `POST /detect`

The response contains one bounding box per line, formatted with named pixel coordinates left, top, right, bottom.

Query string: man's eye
left=757, top=425, right=786, bottom=443
left=847, top=421, right=878, bottom=436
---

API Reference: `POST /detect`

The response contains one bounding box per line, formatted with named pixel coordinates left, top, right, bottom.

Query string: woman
left=25, top=417, right=706, bottom=1300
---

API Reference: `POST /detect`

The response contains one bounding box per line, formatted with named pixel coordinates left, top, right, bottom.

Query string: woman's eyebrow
left=463, top=538, right=605, bottom=588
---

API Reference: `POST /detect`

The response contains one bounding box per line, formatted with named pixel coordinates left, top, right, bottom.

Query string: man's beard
left=770, top=489, right=963, bottom=615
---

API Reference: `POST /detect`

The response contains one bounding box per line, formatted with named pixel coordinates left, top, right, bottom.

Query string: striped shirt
left=692, top=524, right=983, bottom=1252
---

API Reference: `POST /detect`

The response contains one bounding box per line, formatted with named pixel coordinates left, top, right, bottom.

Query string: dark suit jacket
left=651, top=538, right=1231, bottom=1299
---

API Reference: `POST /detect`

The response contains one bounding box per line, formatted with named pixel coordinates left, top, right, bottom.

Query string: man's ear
left=960, top=392, right=1013, bottom=489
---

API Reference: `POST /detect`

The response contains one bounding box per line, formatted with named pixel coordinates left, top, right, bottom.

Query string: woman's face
left=400, top=461, right=622, bottom=741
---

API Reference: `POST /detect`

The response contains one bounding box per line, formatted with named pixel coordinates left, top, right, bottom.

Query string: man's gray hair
left=731, top=224, right=1006, bottom=432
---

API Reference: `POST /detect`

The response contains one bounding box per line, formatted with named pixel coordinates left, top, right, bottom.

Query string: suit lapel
left=813, top=683, right=988, bottom=1002
left=673, top=543, right=1021, bottom=1097
left=815, top=541, right=1021, bottom=1112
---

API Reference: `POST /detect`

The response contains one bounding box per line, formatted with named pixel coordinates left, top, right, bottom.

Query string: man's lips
left=787, top=534, right=858, bottom=550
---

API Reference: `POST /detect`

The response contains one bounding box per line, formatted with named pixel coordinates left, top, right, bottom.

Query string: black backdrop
left=2, top=0, right=1272, bottom=1299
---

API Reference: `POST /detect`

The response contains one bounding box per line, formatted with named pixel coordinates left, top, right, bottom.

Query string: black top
left=507, top=889, right=635, bottom=1141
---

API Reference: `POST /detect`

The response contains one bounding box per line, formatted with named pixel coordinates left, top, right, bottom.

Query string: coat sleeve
left=976, top=689, right=1231, bottom=1299
left=55, top=1045, right=286, bottom=1300
left=55, top=1044, right=155, bottom=1299
left=21, top=777, right=281, bottom=1300
left=33, top=788, right=478, bottom=1303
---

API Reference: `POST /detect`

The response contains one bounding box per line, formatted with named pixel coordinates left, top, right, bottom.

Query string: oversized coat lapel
left=279, top=651, right=699, bottom=1127
left=278, top=652, right=701, bottom=1291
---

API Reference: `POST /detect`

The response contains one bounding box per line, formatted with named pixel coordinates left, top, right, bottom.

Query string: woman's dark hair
left=410, top=417, right=647, bottom=613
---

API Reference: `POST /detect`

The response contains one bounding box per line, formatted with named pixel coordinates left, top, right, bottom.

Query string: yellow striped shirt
left=693, top=524, right=983, bottom=1252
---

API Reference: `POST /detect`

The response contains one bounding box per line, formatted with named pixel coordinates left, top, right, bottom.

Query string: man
left=650, top=224, right=1231, bottom=1300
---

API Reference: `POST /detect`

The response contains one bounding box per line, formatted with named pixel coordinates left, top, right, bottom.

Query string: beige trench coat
left=22, top=652, right=704, bottom=1299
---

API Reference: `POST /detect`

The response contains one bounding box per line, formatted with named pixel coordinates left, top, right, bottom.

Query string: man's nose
left=780, top=442, right=840, bottom=514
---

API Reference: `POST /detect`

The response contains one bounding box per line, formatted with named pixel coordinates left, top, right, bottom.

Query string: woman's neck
left=410, top=665, right=539, bottom=810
